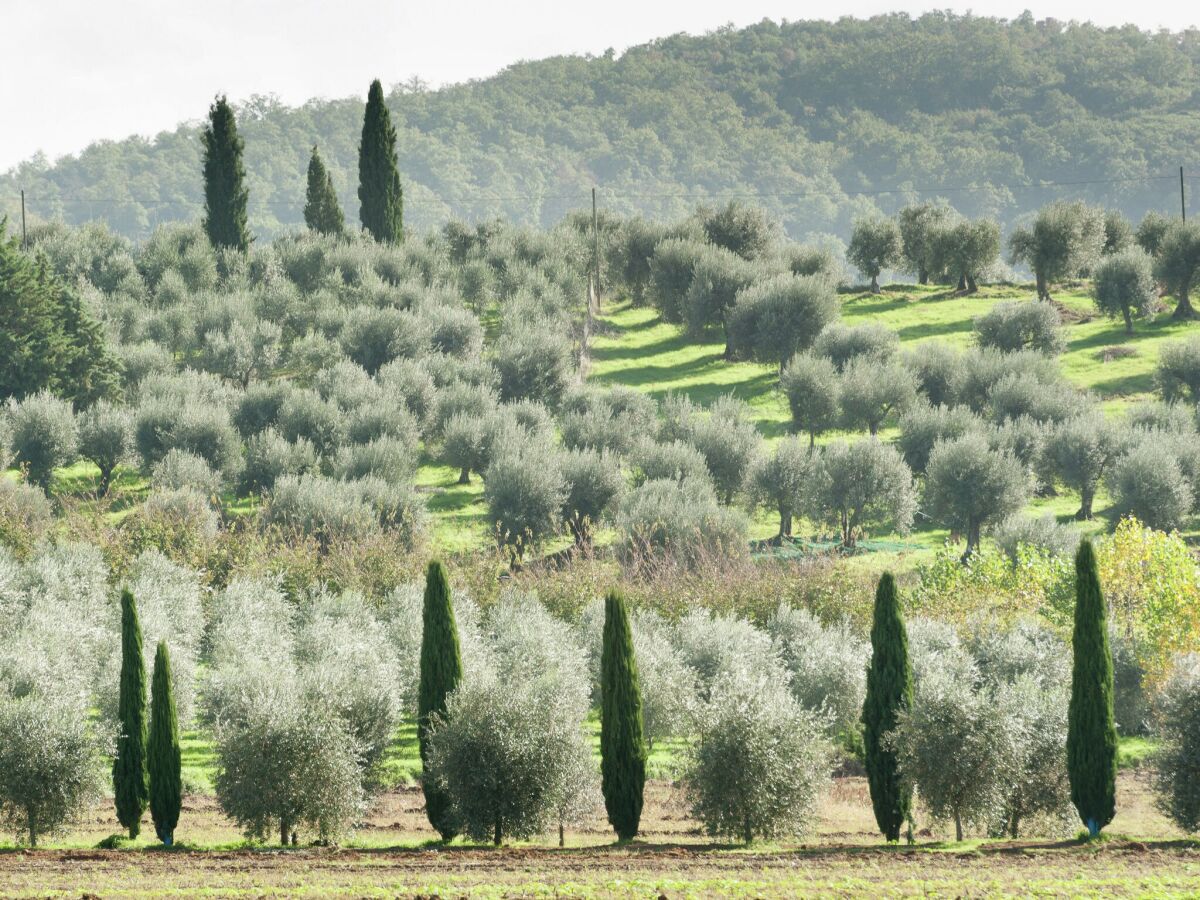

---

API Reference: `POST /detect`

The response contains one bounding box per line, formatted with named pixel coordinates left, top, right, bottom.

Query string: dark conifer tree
left=600, top=589, right=647, bottom=841
left=418, top=559, right=462, bottom=839
left=862, top=571, right=913, bottom=842
left=357, top=79, right=404, bottom=243
left=304, top=146, right=345, bottom=237
left=148, top=640, right=182, bottom=847
left=1067, top=539, right=1118, bottom=838
left=201, top=95, right=250, bottom=251
left=113, top=589, right=149, bottom=839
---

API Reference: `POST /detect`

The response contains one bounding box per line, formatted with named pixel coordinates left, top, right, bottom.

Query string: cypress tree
left=113, top=589, right=149, bottom=839
left=357, top=79, right=404, bottom=243
left=1067, top=539, right=1118, bottom=838
left=304, top=146, right=345, bottom=237
left=862, top=571, right=913, bottom=842
left=600, top=589, right=647, bottom=841
left=148, top=641, right=182, bottom=847
left=201, top=95, right=250, bottom=251
left=418, top=559, right=462, bottom=839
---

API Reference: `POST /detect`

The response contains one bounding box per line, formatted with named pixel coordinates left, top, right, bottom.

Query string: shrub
left=617, top=479, right=747, bottom=572
left=1092, top=248, right=1159, bottom=333
left=1152, top=655, right=1200, bottom=832
left=7, top=391, right=78, bottom=491
left=768, top=605, right=867, bottom=741
left=780, top=352, right=840, bottom=448
left=240, top=428, right=319, bottom=494
left=631, top=439, right=711, bottom=488
left=991, top=513, right=1080, bottom=562
left=686, top=672, right=830, bottom=843
left=560, top=447, right=624, bottom=546
left=214, top=692, right=364, bottom=845
left=813, top=322, right=899, bottom=370
left=975, top=301, right=1065, bottom=355
left=925, top=433, right=1030, bottom=560
left=1125, top=400, right=1197, bottom=435
left=484, top=443, right=566, bottom=560
left=838, top=355, right=917, bottom=435
left=426, top=676, right=597, bottom=845
left=263, top=474, right=379, bottom=545
left=1106, top=442, right=1194, bottom=533
left=332, top=436, right=417, bottom=483
left=151, top=449, right=223, bottom=497
left=0, top=480, right=53, bottom=554
left=673, top=609, right=782, bottom=697
left=1156, top=335, right=1200, bottom=405
left=0, top=695, right=108, bottom=847
left=804, top=439, right=917, bottom=549
left=77, top=399, right=134, bottom=494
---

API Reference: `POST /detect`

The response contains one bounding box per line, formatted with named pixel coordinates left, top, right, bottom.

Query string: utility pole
left=20, top=190, right=27, bottom=248
left=1182, top=167, right=1188, bottom=222
left=591, top=187, right=601, bottom=310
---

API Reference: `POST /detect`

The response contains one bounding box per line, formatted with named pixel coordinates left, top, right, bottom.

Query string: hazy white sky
left=2, top=0, right=1198, bottom=171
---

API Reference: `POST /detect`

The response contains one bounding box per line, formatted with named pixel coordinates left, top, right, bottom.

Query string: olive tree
left=493, top=328, right=574, bottom=407
left=974, top=301, right=1065, bottom=355
left=700, top=200, right=779, bottom=260
left=847, top=216, right=903, bottom=293
left=1154, top=221, right=1200, bottom=320
left=780, top=352, right=840, bottom=448
left=617, top=478, right=747, bottom=571
left=77, top=399, right=134, bottom=495
left=689, top=396, right=763, bottom=503
left=1153, top=655, right=1200, bottom=833
left=813, top=322, right=899, bottom=371
left=903, top=343, right=966, bottom=407
left=931, top=218, right=1001, bottom=292
left=682, top=244, right=757, bottom=350
left=898, top=201, right=956, bottom=284
left=1041, top=413, right=1129, bottom=520
left=1007, top=202, right=1106, bottom=301
left=838, top=356, right=918, bottom=435
left=804, top=439, right=917, bottom=550
left=725, top=273, right=839, bottom=371
left=750, top=436, right=812, bottom=538
left=1135, top=211, right=1172, bottom=258
left=890, top=665, right=1023, bottom=841
left=925, top=433, right=1030, bottom=560
left=1106, top=441, right=1194, bottom=532
left=897, top=402, right=979, bottom=473
left=484, top=442, right=567, bottom=561
left=7, top=391, right=79, bottom=492
left=630, top=438, right=712, bottom=488
left=1092, top=247, right=1159, bottom=334
left=213, top=692, right=365, bottom=845
left=426, top=677, right=597, bottom=846
left=647, top=238, right=708, bottom=324
left=0, top=696, right=108, bottom=847
left=1156, top=335, right=1200, bottom=405
left=686, top=672, right=830, bottom=844
left=560, top=447, right=624, bottom=547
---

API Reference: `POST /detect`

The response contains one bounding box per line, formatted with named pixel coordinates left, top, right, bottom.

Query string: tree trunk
left=961, top=520, right=981, bottom=563
left=918, top=267, right=929, bottom=285
left=1009, top=811, right=1020, bottom=839
left=870, top=274, right=881, bottom=294
left=954, top=812, right=964, bottom=843
left=1075, top=486, right=1094, bottom=521
left=27, top=809, right=36, bottom=848
left=868, top=419, right=879, bottom=436
left=779, top=509, right=792, bottom=539
left=1173, top=285, right=1197, bottom=320
left=957, top=273, right=967, bottom=292
left=98, top=464, right=113, bottom=496
left=559, top=820, right=565, bottom=848
left=458, top=467, right=471, bottom=485
left=808, top=432, right=816, bottom=453
left=1122, top=307, right=1133, bottom=334
left=494, top=815, right=502, bottom=847
left=1036, top=271, right=1049, bottom=302
left=966, top=275, right=978, bottom=294
left=280, top=815, right=290, bottom=847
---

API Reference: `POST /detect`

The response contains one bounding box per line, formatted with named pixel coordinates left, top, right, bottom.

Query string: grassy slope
left=425, top=282, right=1199, bottom=565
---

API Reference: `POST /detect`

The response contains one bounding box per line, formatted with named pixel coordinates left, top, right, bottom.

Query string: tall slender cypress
left=418, top=559, right=462, bottom=839
left=357, top=79, right=404, bottom=243
left=304, top=146, right=345, bottom=237
left=862, top=572, right=913, bottom=842
left=148, top=641, right=182, bottom=847
left=113, top=589, right=149, bottom=839
left=1067, top=539, right=1118, bottom=838
left=201, top=95, right=250, bottom=251
left=600, top=589, right=647, bottom=841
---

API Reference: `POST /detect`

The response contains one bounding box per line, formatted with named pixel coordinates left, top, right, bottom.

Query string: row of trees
left=202, top=80, right=404, bottom=252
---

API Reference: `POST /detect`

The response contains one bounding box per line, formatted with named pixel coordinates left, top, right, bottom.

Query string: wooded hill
left=4, top=13, right=1199, bottom=240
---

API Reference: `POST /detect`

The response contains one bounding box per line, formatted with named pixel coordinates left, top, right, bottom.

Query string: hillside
left=5, top=13, right=1200, bottom=241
